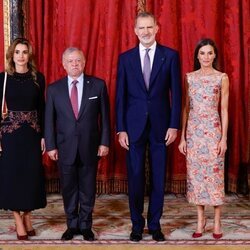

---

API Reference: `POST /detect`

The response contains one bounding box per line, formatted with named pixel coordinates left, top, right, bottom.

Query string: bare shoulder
left=221, top=72, right=229, bottom=81
left=220, top=72, right=229, bottom=88
left=185, top=70, right=198, bottom=81
left=213, top=70, right=228, bottom=80
left=186, top=70, right=200, bottom=76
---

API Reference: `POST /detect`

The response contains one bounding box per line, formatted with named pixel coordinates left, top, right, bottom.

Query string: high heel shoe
left=22, top=213, right=36, bottom=236
left=213, top=222, right=222, bottom=239
left=192, top=218, right=206, bottom=238
left=16, top=233, right=28, bottom=240
left=212, top=233, right=223, bottom=239
left=27, top=229, right=36, bottom=236
left=15, top=223, right=28, bottom=240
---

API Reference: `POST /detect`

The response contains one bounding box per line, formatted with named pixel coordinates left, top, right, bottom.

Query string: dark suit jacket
left=45, top=75, right=110, bottom=166
left=116, top=43, right=181, bottom=142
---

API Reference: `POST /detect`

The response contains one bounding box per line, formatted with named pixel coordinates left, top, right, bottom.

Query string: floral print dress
left=186, top=71, right=226, bottom=206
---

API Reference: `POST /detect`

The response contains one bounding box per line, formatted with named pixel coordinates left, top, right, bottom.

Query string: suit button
left=145, top=112, right=148, bottom=115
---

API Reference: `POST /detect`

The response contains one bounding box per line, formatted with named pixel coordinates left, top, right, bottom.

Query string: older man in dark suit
left=116, top=12, right=181, bottom=242
left=45, top=47, right=110, bottom=241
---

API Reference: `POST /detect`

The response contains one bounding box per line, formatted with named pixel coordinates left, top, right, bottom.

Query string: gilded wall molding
left=137, top=0, right=146, bottom=13
left=3, top=0, right=11, bottom=67
left=2, top=0, right=24, bottom=67
left=9, top=0, right=23, bottom=40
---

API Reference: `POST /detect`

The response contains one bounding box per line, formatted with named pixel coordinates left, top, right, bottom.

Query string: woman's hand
left=217, top=139, right=227, bottom=157
left=178, top=139, right=187, bottom=155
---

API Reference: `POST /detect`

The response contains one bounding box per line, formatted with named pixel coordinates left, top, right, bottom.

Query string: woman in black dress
left=0, top=38, right=46, bottom=240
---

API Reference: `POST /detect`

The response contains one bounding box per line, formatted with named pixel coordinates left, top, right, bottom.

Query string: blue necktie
left=143, top=48, right=151, bottom=90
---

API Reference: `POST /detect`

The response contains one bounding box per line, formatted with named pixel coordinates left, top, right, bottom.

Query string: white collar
left=68, top=73, right=84, bottom=84
left=139, top=41, right=157, bottom=52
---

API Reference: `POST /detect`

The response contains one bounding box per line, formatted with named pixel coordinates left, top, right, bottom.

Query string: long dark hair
left=193, top=38, right=218, bottom=70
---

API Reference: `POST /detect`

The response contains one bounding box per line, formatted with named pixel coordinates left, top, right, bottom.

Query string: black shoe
left=129, top=231, right=142, bottom=242
left=61, top=228, right=77, bottom=241
left=149, top=229, right=165, bottom=242
left=81, top=229, right=95, bottom=241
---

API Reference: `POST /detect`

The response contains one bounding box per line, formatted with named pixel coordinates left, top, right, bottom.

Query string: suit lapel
left=130, top=47, right=147, bottom=91
left=78, top=75, right=91, bottom=119
left=60, top=77, right=76, bottom=118
left=150, top=45, right=166, bottom=89
left=129, top=45, right=166, bottom=92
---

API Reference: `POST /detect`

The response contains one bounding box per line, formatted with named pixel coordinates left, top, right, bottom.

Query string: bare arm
left=178, top=76, right=190, bottom=155
left=217, top=74, right=229, bottom=157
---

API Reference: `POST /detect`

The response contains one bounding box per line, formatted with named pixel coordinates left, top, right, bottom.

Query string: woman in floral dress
left=178, top=38, right=229, bottom=239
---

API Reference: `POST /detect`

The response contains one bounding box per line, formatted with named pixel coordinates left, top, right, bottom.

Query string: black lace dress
left=0, top=71, right=47, bottom=211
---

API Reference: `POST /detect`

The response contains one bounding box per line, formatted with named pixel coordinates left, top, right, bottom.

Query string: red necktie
left=70, top=80, right=78, bottom=118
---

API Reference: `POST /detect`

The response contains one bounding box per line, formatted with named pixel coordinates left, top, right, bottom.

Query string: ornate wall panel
left=1, top=0, right=24, bottom=70
left=2, top=0, right=10, bottom=70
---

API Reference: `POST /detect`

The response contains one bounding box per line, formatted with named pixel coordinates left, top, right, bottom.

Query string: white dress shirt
left=139, top=41, right=157, bottom=71
left=68, top=73, right=84, bottom=111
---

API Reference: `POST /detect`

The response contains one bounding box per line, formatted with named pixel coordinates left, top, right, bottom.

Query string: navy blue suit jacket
left=45, top=75, right=110, bottom=166
left=116, top=44, right=181, bottom=143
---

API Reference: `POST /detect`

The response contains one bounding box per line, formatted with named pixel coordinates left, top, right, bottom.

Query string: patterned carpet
left=0, top=193, right=249, bottom=247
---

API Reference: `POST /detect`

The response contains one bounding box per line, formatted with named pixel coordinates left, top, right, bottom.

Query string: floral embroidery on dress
left=186, top=71, right=226, bottom=206
left=0, top=110, right=40, bottom=139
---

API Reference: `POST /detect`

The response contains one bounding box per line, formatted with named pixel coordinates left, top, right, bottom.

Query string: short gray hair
left=62, top=47, right=84, bottom=62
left=135, top=12, right=157, bottom=27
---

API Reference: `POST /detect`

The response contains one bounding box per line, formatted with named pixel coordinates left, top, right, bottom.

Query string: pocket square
left=88, top=96, right=98, bottom=100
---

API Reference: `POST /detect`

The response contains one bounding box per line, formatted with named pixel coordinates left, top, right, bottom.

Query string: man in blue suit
left=45, top=48, right=110, bottom=241
left=116, top=12, right=181, bottom=241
